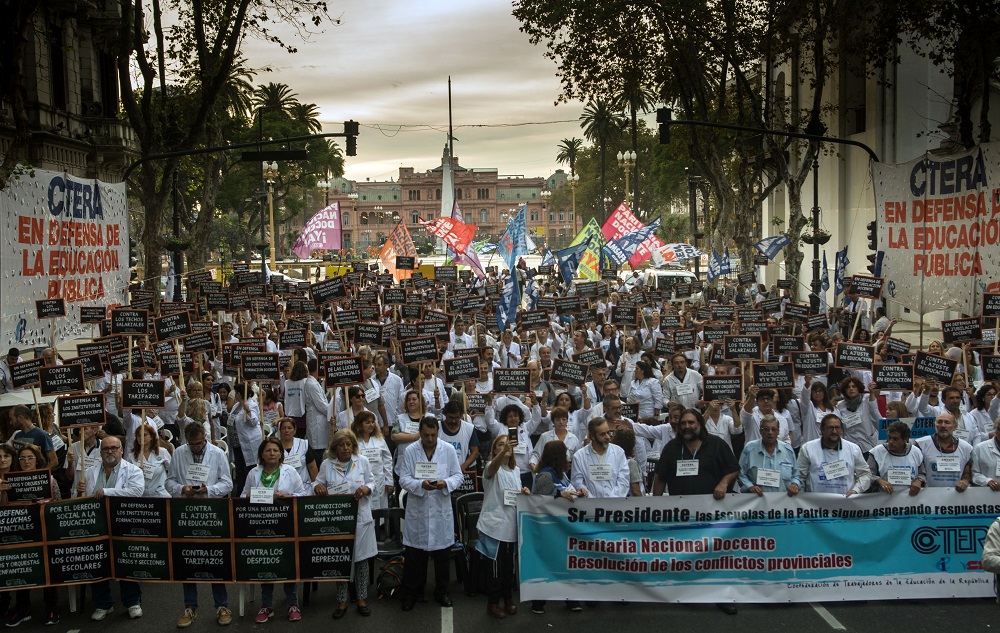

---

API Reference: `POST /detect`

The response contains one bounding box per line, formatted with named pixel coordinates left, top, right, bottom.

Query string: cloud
left=240, top=0, right=590, bottom=182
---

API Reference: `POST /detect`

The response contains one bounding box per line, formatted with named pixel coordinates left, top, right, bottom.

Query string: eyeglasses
left=18, top=456, right=36, bottom=462
left=101, top=446, right=122, bottom=452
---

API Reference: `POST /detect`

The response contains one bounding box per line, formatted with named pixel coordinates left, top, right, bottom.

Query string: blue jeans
left=182, top=583, right=227, bottom=609
left=260, top=583, right=297, bottom=608
left=92, top=580, right=142, bottom=609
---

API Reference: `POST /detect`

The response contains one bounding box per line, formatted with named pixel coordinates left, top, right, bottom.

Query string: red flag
left=418, top=216, right=477, bottom=254
left=380, top=221, right=418, bottom=281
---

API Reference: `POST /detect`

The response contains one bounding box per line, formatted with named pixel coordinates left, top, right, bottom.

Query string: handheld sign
left=399, top=336, right=439, bottom=365
left=737, top=320, right=769, bottom=337
left=443, top=356, right=481, bottom=383
left=5, top=470, right=53, bottom=502
left=396, top=256, right=415, bottom=270
left=982, top=356, right=1000, bottom=381
left=752, top=363, right=795, bottom=389
left=872, top=364, right=914, bottom=391
left=912, top=351, right=957, bottom=384
left=278, top=328, right=308, bottom=350
left=323, top=356, right=365, bottom=388
left=776, top=279, right=793, bottom=290
left=182, top=330, right=217, bottom=354
left=517, top=310, right=550, bottom=331
left=63, top=353, right=105, bottom=381
left=672, top=329, right=697, bottom=352
left=79, top=306, right=106, bottom=324
left=610, top=305, right=638, bottom=326
left=653, top=337, right=674, bottom=357
left=383, top=288, right=407, bottom=305
left=110, top=309, right=149, bottom=335
left=791, top=351, right=829, bottom=376
left=107, top=347, right=145, bottom=374
left=736, top=308, right=763, bottom=322
left=310, top=276, right=348, bottom=305
left=434, top=265, right=458, bottom=282
left=493, top=368, right=531, bottom=394
left=835, top=343, right=876, bottom=370
left=773, top=335, right=805, bottom=356
left=806, top=313, right=828, bottom=331
left=702, top=375, right=743, bottom=402
left=759, top=297, right=781, bottom=314
left=723, top=335, right=762, bottom=361
left=753, top=253, right=769, bottom=266
left=121, top=380, right=166, bottom=409
left=353, top=323, right=385, bottom=347
left=154, top=312, right=193, bottom=342
left=10, top=358, right=44, bottom=389
left=737, top=270, right=756, bottom=285
left=550, top=359, right=589, bottom=386
left=847, top=275, right=884, bottom=299
left=57, top=393, right=107, bottom=428
left=941, top=317, right=982, bottom=344
left=783, top=303, right=810, bottom=324
left=416, top=320, right=451, bottom=339
left=38, top=364, right=85, bottom=396
left=35, top=299, right=66, bottom=319
left=537, top=264, right=553, bottom=275
left=710, top=305, right=735, bottom=321
left=555, top=297, right=582, bottom=315
left=703, top=324, right=732, bottom=345
left=575, top=281, right=599, bottom=298
left=241, top=353, right=280, bottom=382
left=573, top=348, right=607, bottom=368
left=884, top=337, right=911, bottom=357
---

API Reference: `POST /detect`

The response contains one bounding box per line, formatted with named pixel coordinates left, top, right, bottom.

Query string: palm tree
left=556, top=137, right=584, bottom=176
left=252, top=82, right=300, bottom=123
left=580, top=100, right=626, bottom=220
left=290, top=102, right=323, bottom=134
left=614, top=78, right=657, bottom=213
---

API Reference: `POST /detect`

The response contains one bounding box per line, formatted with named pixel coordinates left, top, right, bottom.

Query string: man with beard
left=570, top=417, right=629, bottom=498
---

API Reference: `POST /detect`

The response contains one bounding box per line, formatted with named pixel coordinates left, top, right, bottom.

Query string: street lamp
left=617, top=150, right=636, bottom=209
left=317, top=169, right=333, bottom=207
left=374, top=205, right=384, bottom=223
left=263, top=161, right=278, bottom=269
left=568, top=173, right=579, bottom=232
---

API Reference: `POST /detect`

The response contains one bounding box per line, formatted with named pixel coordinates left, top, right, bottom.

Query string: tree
left=556, top=137, right=584, bottom=175
left=0, top=0, right=41, bottom=189
left=580, top=100, right=627, bottom=221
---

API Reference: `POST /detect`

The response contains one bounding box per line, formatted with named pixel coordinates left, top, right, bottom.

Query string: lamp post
left=686, top=170, right=703, bottom=278
left=568, top=173, right=579, bottom=231
left=263, top=161, right=278, bottom=269
left=347, top=192, right=358, bottom=259
left=617, top=150, right=636, bottom=209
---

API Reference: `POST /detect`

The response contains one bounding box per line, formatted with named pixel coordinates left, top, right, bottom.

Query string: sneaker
left=255, top=607, right=274, bottom=624
left=568, top=601, right=583, bottom=612
left=5, top=611, right=30, bottom=628
left=129, top=605, right=143, bottom=619
left=177, top=608, right=197, bottom=628
left=287, top=606, right=301, bottom=622
left=91, top=607, right=114, bottom=621
left=44, top=612, right=59, bottom=626
left=216, top=607, right=232, bottom=626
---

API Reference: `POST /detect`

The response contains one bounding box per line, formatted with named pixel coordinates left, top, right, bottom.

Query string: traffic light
left=866, top=253, right=877, bottom=275
left=344, top=120, right=359, bottom=156
left=128, top=238, right=138, bottom=267
left=866, top=221, right=877, bottom=251
left=657, top=108, right=671, bottom=144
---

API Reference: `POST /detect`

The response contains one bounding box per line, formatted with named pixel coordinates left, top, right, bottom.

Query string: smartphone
left=508, top=427, right=518, bottom=443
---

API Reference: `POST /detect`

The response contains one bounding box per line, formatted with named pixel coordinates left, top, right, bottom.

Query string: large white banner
left=518, top=488, right=997, bottom=603
left=872, top=143, right=1000, bottom=315
left=1, top=169, right=129, bottom=348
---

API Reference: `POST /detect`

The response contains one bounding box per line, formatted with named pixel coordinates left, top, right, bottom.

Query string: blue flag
left=525, top=279, right=539, bottom=310
left=834, top=246, right=849, bottom=296
left=602, top=218, right=662, bottom=267
left=495, top=273, right=521, bottom=331
left=821, top=251, right=830, bottom=293
left=555, top=237, right=592, bottom=286
left=497, top=204, right=528, bottom=270
left=540, top=249, right=556, bottom=267
left=707, top=250, right=722, bottom=282
left=721, top=247, right=732, bottom=274
left=754, top=234, right=790, bottom=260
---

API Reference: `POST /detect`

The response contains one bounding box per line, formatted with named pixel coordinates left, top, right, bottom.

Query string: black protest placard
left=79, top=306, right=106, bottom=324
left=982, top=356, right=1000, bottom=381
left=323, top=356, right=365, bottom=388
left=10, top=358, right=44, bottom=389
left=57, top=393, right=106, bottom=428
left=107, top=497, right=169, bottom=539
left=873, top=363, right=914, bottom=391
left=848, top=275, right=884, bottom=299
left=154, top=311, right=192, bottom=342
left=223, top=342, right=265, bottom=375
left=121, top=380, right=166, bottom=409
left=672, top=329, right=697, bottom=352
left=396, top=323, right=418, bottom=341
left=753, top=253, right=769, bottom=266
left=39, top=364, right=85, bottom=396
left=537, top=264, right=553, bottom=275
left=241, top=353, right=279, bottom=382
left=784, top=303, right=811, bottom=324
left=278, top=328, right=308, bottom=350
left=5, top=470, right=53, bottom=502
left=752, top=362, right=794, bottom=389
left=0, top=504, right=43, bottom=545
left=835, top=343, right=876, bottom=370
left=738, top=320, right=769, bottom=337
left=395, top=255, right=415, bottom=270
left=141, top=349, right=156, bottom=370
left=518, top=310, right=550, bottom=331
left=494, top=368, right=531, bottom=394
left=416, top=320, right=451, bottom=339
left=573, top=348, right=607, bottom=368
left=228, top=293, right=250, bottom=311
left=383, top=288, right=407, bottom=305
left=171, top=542, right=233, bottom=583
left=47, top=539, right=112, bottom=585
left=107, top=347, right=145, bottom=374
left=443, top=356, right=481, bottom=383
left=555, top=297, right=583, bottom=315
left=759, top=297, right=781, bottom=313
left=232, top=499, right=296, bottom=540
left=941, top=317, right=982, bottom=344
left=777, top=279, right=793, bottom=290
left=111, top=308, right=149, bottom=335
left=162, top=301, right=196, bottom=315
left=737, top=270, right=756, bottom=285
left=736, top=308, right=763, bottom=322
left=310, top=276, right=348, bottom=305
left=674, top=284, right=693, bottom=299
left=654, top=337, right=674, bottom=357
left=885, top=337, right=911, bottom=357
left=982, top=293, right=1000, bottom=318
left=466, top=393, right=488, bottom=415
left=234, top=271, right=262, bottom=287
left=703, top=324, right=732, bottom=345
left=913, top=351, right=957, bottom=384
left=711, top=305, right=736, bottom=321
left=620, top=402, right=639, bottom=420
left=773, top=335, right=805, bottom=356
left=35, top=298, right=66, bottom=319
left=78, top=339, right=113, bottom=357
left=791, top=351, right=829, bottom=376
left=183, top=330, right=217, bottom=354
left=62, top=353, right=104, bottom=381
left=806, top=313, right=828, bottom=331
left=611, top=305, right=638, bottom=326
left=576, top=281, right=599, bottom=298
left=550, top=359, right=589, bottom=386
left=400, top=336, right=439, bottom=365
left=129, top=295, right=154, bottom=312
left=574, top=308, right=598, bottom=325
left=601, top=268, right=619, bottom=281
left=536, top=297, right=556, bottom=311
left=330, top=310, right=359, bottom=331
left=703, top=375, right=744, bottom=402
left=353, top=323, right=385, bottom=347
left=724, top=335, right=762, bottom=361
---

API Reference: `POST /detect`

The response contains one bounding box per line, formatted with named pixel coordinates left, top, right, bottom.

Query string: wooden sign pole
left=850, top=300, right=865, bottom=341
left=139, top=410, right=146, bottom=467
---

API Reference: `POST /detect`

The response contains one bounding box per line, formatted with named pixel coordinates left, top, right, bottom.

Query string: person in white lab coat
left=398, top=416, right=464, bottom=611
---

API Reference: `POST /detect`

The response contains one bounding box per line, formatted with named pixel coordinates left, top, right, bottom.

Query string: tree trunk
left=0, top=0, right=41, bottom=190
left=783, top=178, right=810, bottom=301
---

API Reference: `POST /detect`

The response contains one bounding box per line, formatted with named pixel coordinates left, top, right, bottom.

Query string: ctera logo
left=911, top=526, right=988, bottom=555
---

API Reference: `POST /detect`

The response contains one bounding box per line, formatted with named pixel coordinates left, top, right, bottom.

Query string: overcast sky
left=240, top=0, right=596, bottom=182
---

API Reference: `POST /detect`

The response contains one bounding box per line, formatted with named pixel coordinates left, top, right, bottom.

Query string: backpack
left=376, top=556, right=405, bottom=599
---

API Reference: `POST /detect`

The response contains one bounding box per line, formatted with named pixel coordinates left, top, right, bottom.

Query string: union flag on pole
left=379, top=221, right=418, bottom=281
left=418, top=216, right=477, bottom=254
left=601, top=203, right=664, bottom=267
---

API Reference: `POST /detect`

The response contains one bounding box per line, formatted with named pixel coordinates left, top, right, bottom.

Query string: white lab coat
left=79, top=459, right=145, bottom=497
left=242, top=463, right=306, bottom=497
left=304, top=376, right=332, bottom=451
left=165, top=443, right=233, bottom=498
left=398, top=439, right=463, bottom=551
left=314, top=455, right=377, bottom=562
left=126, top=447, right=172, bottom=497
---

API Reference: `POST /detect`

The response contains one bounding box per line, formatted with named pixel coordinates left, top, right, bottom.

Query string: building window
left=456, top=189, right=463, bottom=200
left=549, top=229, right=556, bottom=238
left=569, top=212, right=574, bottom=221
left=559, top=212, right=565, bottom=222
left=360, top=213, right=369, bottom=225
left=480, top=209, right=488, bottom=223
left=477, top=188, right=489, bottom=199
left=465, top=212, right=472, bottom=224
left=48, top=24, right=67, bottom=110
left=342, top=213, right=350, bottom=227
left=426, top=213, right=434, bottom=222
left=408, top=190, right=420, bottom=201
left=436, top=188, right=441, bottom=200
left=549, top=212, right=554, bottom=222
left=411, top=211, right=419, bottom=224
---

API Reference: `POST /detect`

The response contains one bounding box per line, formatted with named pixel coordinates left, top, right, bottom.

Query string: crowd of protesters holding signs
left=1, top=259, right=999, bottom=624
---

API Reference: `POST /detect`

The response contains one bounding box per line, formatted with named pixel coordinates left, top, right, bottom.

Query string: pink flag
left=293, top=203, right=341, bottom=258
left=450, top=202, right=486, bottom=278
left=418, top=216, right=477, bottom=254
left=601, top=202, right=664, bottom=267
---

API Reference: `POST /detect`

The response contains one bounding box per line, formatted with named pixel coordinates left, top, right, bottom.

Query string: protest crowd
left=1, top=254, right=999, bottom=625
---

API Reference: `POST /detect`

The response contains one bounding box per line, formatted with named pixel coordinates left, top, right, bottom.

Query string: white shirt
left=314, top=455, right=377, bottom=562
left=165, top=443, right=233, bottom=498
left=571, top=443, right=630, bottom=498
left=662, top=369, right=702, bottom=410
left=477, top=465, right=521, bottom=543
left=398, top=440, right=464, bottom=551
left=242, top=463, right=306, bottom=497
left=80, top=458, right=145, bottom=497
left=972, top=439, right=1000, bottom=487
left=126, top=447, right=172, bottom=497
left=797, top=438, right=871, bottom=495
